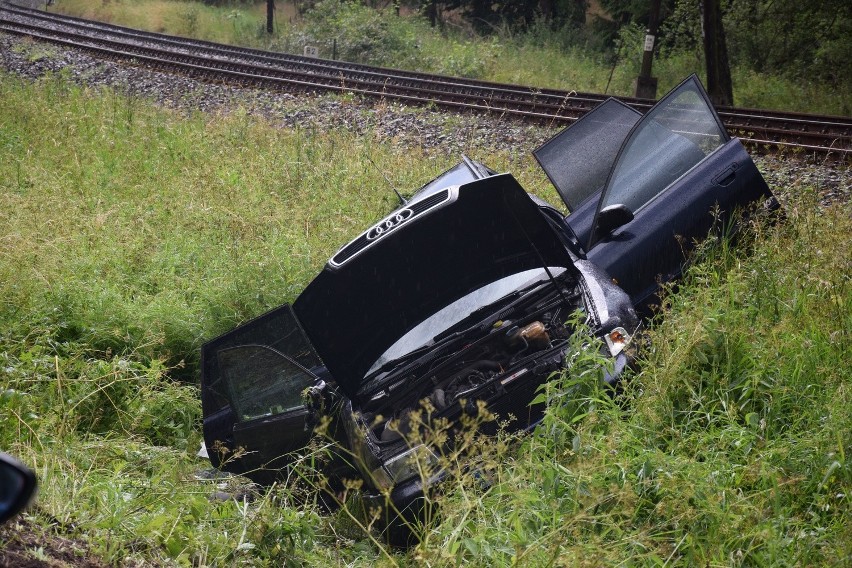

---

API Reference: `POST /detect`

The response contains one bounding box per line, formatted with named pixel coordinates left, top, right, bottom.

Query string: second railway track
left=1, top=1, right=849, bottom=158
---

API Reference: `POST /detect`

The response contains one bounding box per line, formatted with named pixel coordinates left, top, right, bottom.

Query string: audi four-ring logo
left=366, top=208, right=413, bottom=240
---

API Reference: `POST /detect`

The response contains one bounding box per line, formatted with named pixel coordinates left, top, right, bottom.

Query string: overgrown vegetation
left=0, top=70, right=455, bottom=565
left=418, top=196, right=852, bottom=564
left=47, top=0, right=851, bottom=115
left=1, top=66, right=849, bottom=565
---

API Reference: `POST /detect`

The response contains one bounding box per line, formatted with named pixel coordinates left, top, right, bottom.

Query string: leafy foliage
left=420, top=0, right=587, bottom=32
left=662, top=0, right=852, bottom=89
left=724, top=0, right=851, bottom=85
left=278, top=0, right=493, bottom=76
left=599, top=0, right=675, bottom=24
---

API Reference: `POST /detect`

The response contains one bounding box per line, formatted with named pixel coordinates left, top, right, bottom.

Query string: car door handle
left=712, top=164, right=739, bottom=187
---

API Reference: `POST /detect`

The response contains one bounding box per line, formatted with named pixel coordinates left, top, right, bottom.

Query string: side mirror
left=596, top=204, right=634, bottom=234
left=0, top=452, right=37, bottom=524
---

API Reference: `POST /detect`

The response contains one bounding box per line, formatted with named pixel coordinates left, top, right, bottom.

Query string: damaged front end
left=200, top=170, right=637, bottom=535
left=339, top=267, right=636, bottom=506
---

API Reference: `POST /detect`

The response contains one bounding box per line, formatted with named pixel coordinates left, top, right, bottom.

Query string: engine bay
left=357, top=283, right=583, bottom=445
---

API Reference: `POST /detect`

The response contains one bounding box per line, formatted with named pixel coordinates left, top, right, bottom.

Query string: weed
left=1, top=50, right=849, bottom=565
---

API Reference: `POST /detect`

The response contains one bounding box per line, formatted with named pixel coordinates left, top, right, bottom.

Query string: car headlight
left=370, top=445, right=439, bottom=491
left=604, top=327, right=631, bottom=357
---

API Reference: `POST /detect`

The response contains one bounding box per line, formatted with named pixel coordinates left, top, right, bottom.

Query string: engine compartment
left=357, top=285, right=582, bottom=445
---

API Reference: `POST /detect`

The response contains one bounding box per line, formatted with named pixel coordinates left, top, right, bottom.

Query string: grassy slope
left=0, top=68, right=849, bottom=565
left=421, top=198, right=852, bottom=565
left=47, top=0, right=851, bottom=116
left=0, top=72, right=426, bottom=566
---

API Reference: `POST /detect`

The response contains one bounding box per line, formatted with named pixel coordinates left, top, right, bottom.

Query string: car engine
left=359, top=292, right=581, bottom=444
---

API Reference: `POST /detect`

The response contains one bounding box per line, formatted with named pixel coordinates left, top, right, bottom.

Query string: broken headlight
left=604, top=327, right=631, bottom=357
left=370, top=445, right=439, bottom=491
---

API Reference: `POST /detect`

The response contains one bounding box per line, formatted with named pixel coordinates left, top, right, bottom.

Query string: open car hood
left=292, top=174, right=576, bottom=399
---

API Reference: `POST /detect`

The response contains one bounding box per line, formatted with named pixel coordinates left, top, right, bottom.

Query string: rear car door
left=534, top=97, right=641, bottom=229
left=201, top=304, right=324, bottom=484
left=542, top=75, right=772, bottom=310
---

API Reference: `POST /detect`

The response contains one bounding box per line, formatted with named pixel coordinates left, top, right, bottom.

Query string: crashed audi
left=199, top=76, right=773, bottom=537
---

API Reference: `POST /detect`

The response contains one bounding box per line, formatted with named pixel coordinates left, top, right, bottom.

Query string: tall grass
left=0, top=70, right=465, bottom=564
left=1, top=68, right=849, bottom=564
left=416, top=193, right=851, bottom=565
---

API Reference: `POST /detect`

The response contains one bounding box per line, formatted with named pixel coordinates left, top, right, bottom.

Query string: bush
left=277, top=0, right=491, bottom=77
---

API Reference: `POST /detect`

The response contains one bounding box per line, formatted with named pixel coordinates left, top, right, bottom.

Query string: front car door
left=201, top=304, right=326, bottom=484
left=538, top=75, right=773, bottom=310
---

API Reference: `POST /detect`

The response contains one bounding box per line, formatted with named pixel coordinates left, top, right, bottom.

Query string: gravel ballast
left=1, top=30, right=848, bottom=205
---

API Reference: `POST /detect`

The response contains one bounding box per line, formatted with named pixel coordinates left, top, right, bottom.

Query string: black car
left=200, top=76, right=772, bottom=536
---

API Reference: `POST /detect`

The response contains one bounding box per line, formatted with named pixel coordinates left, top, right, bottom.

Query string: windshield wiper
left=366, top=325, right=472, bottom=380
left=369, top=344, right=434, bottom=377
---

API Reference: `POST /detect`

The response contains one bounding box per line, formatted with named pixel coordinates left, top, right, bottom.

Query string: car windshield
left=368, top=267, right=566, bottom=375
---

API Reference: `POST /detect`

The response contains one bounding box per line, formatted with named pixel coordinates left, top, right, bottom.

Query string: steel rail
left=1, top=2, right=849, bottom=157
left=7, top=2, right=851, bottom=129
left=0, top=4, right=615, bottom=120
left=0, top=20, right=573, bottom=123
left=7, top=3, right=851, bottom=124
left=8, top=2, right=850, bottom=134
left=0, top=2, right=625, bottom=106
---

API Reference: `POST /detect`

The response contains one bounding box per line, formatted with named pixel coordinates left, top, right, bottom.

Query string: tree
left=419, top=0, right=586, bottom=32
left=598, top=0, right=675, bottom=25
left=724, top=0, right=851, bottom=85
left=701, top=0, right=733, bottom=106
left=267, top=0, right=275, bottom=34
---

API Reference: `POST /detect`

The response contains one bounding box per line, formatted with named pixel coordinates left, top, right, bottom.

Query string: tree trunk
left=426, top=0, right=437, bottom=27
left=702, top=0, right=733, bottom=106
left=539, top=0, right=554, bottom=23
left=266, top=0, right=274, bottom=34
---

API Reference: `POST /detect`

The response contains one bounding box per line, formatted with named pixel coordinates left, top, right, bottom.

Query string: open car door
left=538, top=75, right=772, bottom=310
left=201, top=305, right=325, bottom=485
left=535, top=97, right=641, bottom=226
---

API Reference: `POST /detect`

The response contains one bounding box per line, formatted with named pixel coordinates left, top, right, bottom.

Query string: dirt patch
left=0, top=518, right=107, bottom=568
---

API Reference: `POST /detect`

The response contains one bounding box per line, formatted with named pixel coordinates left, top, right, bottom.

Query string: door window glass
left=218, top=345, right=314, bottom=422
left=201, top=304, right=322, bottom=413
left=598, top=76, right=729, bottom=218
left=534, top=99, right=641, bottom=211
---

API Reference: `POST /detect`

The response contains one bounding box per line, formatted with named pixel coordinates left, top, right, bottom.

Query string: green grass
left=418, top=195, right=852, bottom=565
left=0, top=71, right=452, bottom=565
left=1, top=70, right=849, bottom=565
left=47, top=0, right=851, bottom=115
left=48, top=0, right=278, bottom=45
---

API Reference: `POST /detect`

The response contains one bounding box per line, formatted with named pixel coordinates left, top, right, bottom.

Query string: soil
left=0, top=518, right=108, bottom=568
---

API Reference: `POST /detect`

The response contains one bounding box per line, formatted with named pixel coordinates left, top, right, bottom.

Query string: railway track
left=2, top=1, right=850, bottom=158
